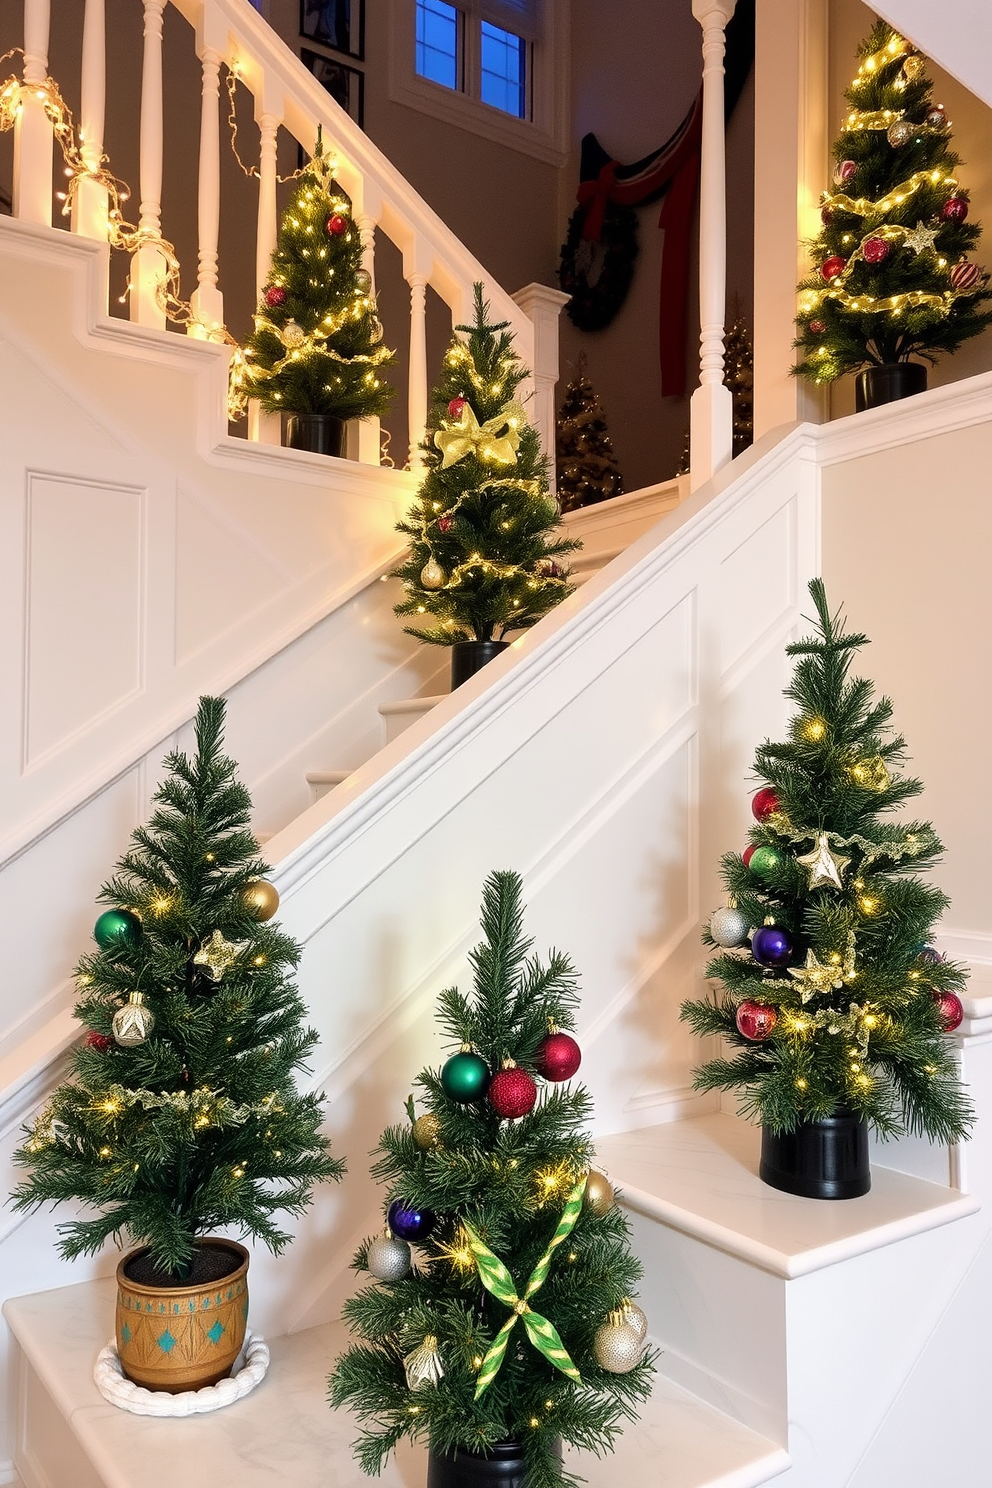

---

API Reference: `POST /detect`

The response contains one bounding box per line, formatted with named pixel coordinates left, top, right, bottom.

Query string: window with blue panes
left=480, top=21, right=526, bottom=118
left=415, top=0, right=460, bottom=91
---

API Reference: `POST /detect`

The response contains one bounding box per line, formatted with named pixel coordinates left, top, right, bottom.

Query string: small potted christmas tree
left=555, top=354, right=624, bottom=513
left=329, top=870, right=654, bottom=1487
left=12, top=698, right=343, bottom=1392
left=795, top=22, right=992, bottom=410
left=242, top=133, right=395, bottom=455
left=681, top=581, right=973, bottom=1199
left=393, top=286, right=579, bottom=689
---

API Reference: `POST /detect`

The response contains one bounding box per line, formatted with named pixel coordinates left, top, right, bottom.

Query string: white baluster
left=354, top=200, right=381, bottom=465
left=14, top=0, right=53, bottom=225
left=689, top=0, right=736, bottom=491
left=74, top=0, right=108, bottom=240
left=248, top=107, right=283, bottom=444
left=511, top=283, right=569, bottom=490
left=189, top=42, right=224, bottom=338
left=406, top=269, right=429, bottom=472
left=131, top=0, right=167, bottom=329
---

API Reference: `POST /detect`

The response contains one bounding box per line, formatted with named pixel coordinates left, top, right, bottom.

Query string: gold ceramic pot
left=115, top=1238, right=250, bottom=1392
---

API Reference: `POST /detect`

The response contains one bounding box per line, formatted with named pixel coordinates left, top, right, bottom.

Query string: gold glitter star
left=903, top=221, right=938, bottom=255
left=193, top=930, right=247, bottom=981
left=796, top=833, right=851, bottom=890
left=788, top=949, right=846, bottom=1003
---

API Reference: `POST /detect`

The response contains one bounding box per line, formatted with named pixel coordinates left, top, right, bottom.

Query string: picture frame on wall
left=301, top=49, right=365, bottom=128
left=300, top=0, right=364, bottom=60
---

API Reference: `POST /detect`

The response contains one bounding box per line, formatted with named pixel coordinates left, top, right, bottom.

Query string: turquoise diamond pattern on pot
left=206, top=1321, right=225, bottom=1345
left=157, top=1328, right=176, bottom=1353
left=120, top=1323, right=132, bottom=1344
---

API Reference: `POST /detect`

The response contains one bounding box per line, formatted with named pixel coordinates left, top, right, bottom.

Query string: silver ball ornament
left=420, top=559, right=446, bottom=590
left=593, top=1315, right=644, bottom=1374
left=112, top=992, right=154, bottom=1048
left=887, top=120, right=915, bottom=148
left=366, top=1234, right=412, bottom=1281
left=355, top=269, right=373, bottom=294
left=710, top=906, right=748, bottom=948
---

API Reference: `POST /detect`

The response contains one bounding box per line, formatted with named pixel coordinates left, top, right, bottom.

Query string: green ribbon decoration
left=465, top=1175, right=587, bottom=1399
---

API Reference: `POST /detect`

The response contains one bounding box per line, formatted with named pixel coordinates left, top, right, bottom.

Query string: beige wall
left=827, top=0, right=992, bottom=418
left=820, top=417, right=992, bottom=934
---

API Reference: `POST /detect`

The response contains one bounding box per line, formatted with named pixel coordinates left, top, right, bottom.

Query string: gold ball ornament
left=112, top=992, right=155, bottom=1048
left=593, top=1313, right=644, bottom=1374
left=621, top=1298, right=648, bottom=1342
left=583, top=1169, right=615, bottom=1217
left=420, top=559, right=446, bottom=590
left=887, top=119, right=915, bottom=148
left=412, top=1111, right=441, bottom=1149
left=902, top=54, right=925, bottom=80
left=279, top=319, right=307, bottom=349
left=240, top=879, right=280, bottom=922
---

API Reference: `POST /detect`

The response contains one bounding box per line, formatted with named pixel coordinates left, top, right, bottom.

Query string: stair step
left=304, top=769, right=352, bottom=804
left=378, top=693, right=447, bottom=745
left=3, top=1281, right=789, bottom=1488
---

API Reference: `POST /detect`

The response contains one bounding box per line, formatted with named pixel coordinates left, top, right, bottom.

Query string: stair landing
left=5, top=1277, right=788, bottom=1488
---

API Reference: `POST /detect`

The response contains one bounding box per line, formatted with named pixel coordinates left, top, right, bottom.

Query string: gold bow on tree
left=465, top=1176, right=586, bottom=1398
left=434, top=402, right=525, bottom=469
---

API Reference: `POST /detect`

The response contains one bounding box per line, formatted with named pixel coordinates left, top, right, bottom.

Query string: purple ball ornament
left=751, top=925, right=795, bottom=969
left=387, top=1199, right=436, bottom=1243
left=918, top=945, right=945, bottom=965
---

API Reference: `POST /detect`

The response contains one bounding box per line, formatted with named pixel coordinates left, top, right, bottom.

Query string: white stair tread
left=378, top=695, right=447, bottom=718
left=595, top=1111, right=979, bottom=1279
left=5, top=1279, right=789, bottom=1488
left=305, top=770, right=352, bottom=785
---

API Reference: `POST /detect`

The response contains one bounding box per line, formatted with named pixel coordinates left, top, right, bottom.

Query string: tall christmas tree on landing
left=795, top=22, right=992, bottom=388
left=12, top=697, right=343, bottom=1278
left=329, top=871, right=654, bottom=1488
left=555, top=355, right=624, bottom=513
left=241, top=134, right=395, bottom=421
left=393, top=286, right=578, bottom=648
left=681, top=581, right=973, bottom=1146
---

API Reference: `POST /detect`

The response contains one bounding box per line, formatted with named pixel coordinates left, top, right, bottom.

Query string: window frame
left=389, top=0, right=568, bottom=167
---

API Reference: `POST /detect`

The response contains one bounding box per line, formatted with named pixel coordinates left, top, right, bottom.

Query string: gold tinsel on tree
left=555, top=354, right=624, bottom=513
left=677, top=315, right=754, bottom=474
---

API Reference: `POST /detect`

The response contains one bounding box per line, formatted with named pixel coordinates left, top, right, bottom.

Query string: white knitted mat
left=93, top=1330, right=270, bottom=1415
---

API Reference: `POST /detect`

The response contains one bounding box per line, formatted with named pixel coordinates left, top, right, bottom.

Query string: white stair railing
left=7, top=0, right=563, bottom=459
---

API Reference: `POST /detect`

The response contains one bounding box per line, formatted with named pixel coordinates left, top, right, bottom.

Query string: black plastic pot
left=760, top=1109, right=870, bottom=1200
left=281, top=412, right=346, bottom=456
left=854, top=362, right=927, bottom=412
left=451, top=640, right=509, bottom=690
left=427, top=1438, right=561, bottom=1488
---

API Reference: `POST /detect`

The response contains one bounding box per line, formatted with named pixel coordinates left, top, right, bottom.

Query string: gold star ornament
left=796, top=833, right=851, bottom=890
left=788, top=949, right=846, bottom=1002
left=193, top=930, right=247, bottom=981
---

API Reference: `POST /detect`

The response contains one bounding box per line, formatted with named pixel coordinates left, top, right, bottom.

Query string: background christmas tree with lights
left=329, top=870, right=654, bottom=1488
left=242, top=135, right=394, bottom=421
left=681, top=581, right=973, bottom=1148
left=12, top=697, right=342, bottom=1279
left=555, top=354, right=624, bottom=513
left=795, top=22, right=992, bottom=388
left=393, top=286, right=578, bottom=653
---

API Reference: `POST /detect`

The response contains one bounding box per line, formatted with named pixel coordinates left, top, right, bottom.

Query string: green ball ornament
left=748, top=845, right=783, bottom=882
left=94, top=909, right=142, bottom=950
left=440, top=1046, right=490, bottom=1103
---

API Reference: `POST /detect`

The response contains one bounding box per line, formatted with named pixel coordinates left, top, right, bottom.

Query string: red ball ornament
left=941, top=196, right=969, bottom=223
left=809, top=319, right=827, bottom=334
left=264, top=285, right=287, bottom=308
left=736, top=1001, right=778, bottom=1042
left=536, top=1031, right=582, bottom=1082
left=326, top=213, right=348, bottom=236
left=933, top=989, right=964, bottom=1032
left=751, top=787, right=780, bottom=822
left=833, top=160, right=857, bottom=186
left=820, top=205, right=835, bottom=227
left=535, top=559, right=564, bottom=579
left=951, top=260, right=983, bottom=291
left=821, top=256, right=847, bottom=282
left=438, top=514, right=454, bottom=533
left=926, top=105, right=947, bottom=128
left=85, top=1031, right=113, bottom=1052
left=742, top=844, right=757, bottom=869
left=862, top=237, right=890, bottom=265
left=488, top=1064, right=538, bottom=1119
left=447, top=396, right=468, bottom=419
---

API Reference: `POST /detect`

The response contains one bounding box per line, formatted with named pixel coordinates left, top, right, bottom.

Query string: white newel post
left=248, top=100, right=283, bottom=444
left=689, top=0, right=736, bottom=492
left=404, top=244, right=431, bottom=472
left=14, top=0, right=53, bottom=226
left=511, top=283, right=569, bottom=491
left=74, top=0, right=108, bottom=240
left=131, top=0, right=168, bottom=329
left=190, top=11, right=226, bottom=338
left=353, top=179, right=383, bottom=465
